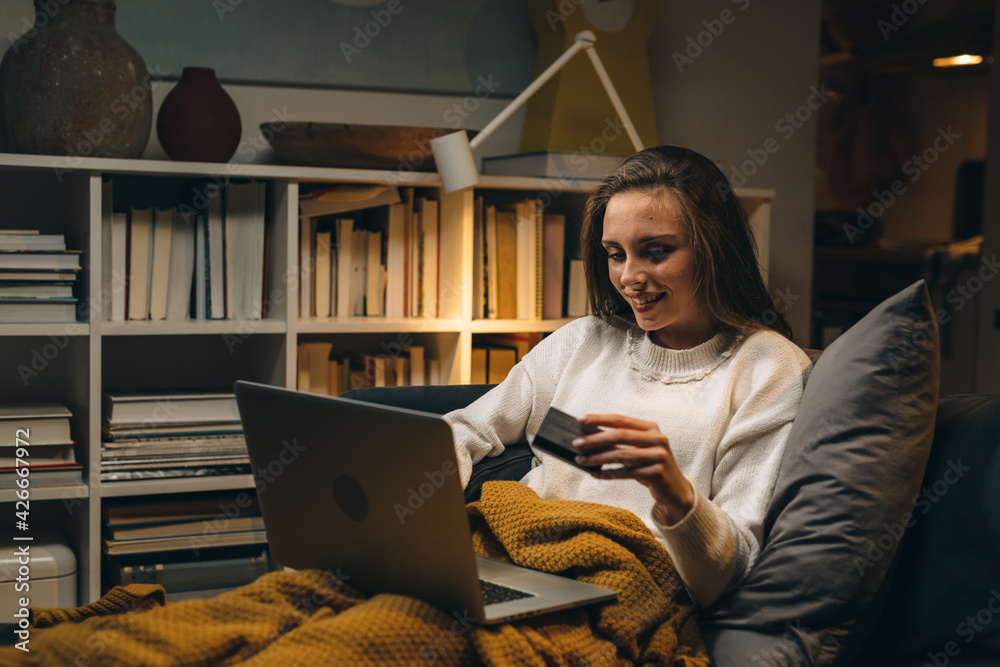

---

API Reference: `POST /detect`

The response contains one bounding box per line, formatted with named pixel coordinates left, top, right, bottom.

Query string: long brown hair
left=581, top=145, right=792, bottom=339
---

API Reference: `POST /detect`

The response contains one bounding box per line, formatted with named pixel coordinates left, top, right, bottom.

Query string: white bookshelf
left=0, top=152, right=773, bottom=604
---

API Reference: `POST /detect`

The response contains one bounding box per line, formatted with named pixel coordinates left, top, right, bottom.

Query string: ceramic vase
left=0, top=0, right=152, bottom=159
left=156, top=67, right=242, bottom=163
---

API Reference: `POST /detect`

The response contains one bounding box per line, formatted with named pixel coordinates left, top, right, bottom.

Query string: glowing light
left=933, top=54, right=984, bottom=68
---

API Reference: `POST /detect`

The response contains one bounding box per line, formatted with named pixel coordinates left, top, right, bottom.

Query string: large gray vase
left=0, top=0, right=152, bottom=159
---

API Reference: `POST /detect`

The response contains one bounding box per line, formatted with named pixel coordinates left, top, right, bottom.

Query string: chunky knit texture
left=446, top=316, right=810, bottom=608
left=10, top=482, right=708, bottom=666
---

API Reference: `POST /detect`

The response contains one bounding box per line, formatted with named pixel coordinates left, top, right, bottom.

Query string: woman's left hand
left=573, top=413, right=695, bottom=525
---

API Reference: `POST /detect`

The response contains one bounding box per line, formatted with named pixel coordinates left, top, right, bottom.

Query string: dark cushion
left=852, top=393, right=1000, bottom=666
left=342, top=385, right=534, bottom=503
left=701, top=279, right=941, bottom=666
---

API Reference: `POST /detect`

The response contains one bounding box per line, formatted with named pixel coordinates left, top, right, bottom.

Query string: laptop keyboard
left=479, top=579, right=535, bottom=605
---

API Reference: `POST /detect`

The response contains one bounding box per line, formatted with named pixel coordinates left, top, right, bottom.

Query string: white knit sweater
left=445, top=315, right=810, bottom=608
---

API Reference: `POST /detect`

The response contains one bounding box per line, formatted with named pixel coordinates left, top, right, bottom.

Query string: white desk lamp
left=430, top=30, right=646, bottom=193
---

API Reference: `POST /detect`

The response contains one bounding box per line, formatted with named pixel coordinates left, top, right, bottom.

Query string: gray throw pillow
left=700, top=280, right=941, bottom=666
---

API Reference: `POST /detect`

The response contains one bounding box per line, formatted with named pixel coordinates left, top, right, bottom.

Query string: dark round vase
left=0, top=0, right=152, bottom=159
left=156, top=67, right=242, bottom=163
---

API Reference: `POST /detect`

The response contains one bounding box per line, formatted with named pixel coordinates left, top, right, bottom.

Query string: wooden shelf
left=101, top=320, right=286, bottom=336
left=100, top=475, right=256, bottom=498
left=0, top=323, right=90, bottom=336
left=297, top=317, right=464, bottom=334
left=471, top=318, right=577, bottom=333
left=0, top=152, right=774, bottom=605
left=0, top=484, right=88, bottom=503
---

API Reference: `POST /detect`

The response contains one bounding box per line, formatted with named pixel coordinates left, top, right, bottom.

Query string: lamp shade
left=431, top=130, right=480, bottom=192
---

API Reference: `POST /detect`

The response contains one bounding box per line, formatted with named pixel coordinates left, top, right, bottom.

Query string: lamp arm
left=583, top=44, right=645, bottom=152
left=468, top=32, right=592, bottom=151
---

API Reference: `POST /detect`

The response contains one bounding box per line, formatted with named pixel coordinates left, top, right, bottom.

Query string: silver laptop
left=234, top=381, right=616, bottom=625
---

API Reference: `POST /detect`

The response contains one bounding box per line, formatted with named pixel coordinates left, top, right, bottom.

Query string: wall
left=649, top=0, right=822, bottom=346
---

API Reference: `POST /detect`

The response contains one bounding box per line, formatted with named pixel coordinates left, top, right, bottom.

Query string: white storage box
left=0, top=529, right=76, bottom=618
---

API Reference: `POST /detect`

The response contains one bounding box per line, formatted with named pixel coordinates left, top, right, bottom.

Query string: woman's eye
left=607, top=252, right=625, bottom=262
left=647, top=246, right=672, bottom=260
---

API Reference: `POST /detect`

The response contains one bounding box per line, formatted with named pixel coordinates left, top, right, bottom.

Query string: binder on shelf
left=166, top=210, right=196, bottom=321
left=126, top=208, right=153, bottom=320
left=149, top=208, right=174, bottom=321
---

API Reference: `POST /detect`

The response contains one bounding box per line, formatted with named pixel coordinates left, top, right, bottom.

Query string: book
left=109, top=550, right=269, bottom=591
left=385, top=202, right=406, bottom=319
left=110, top=211, right=128, bottom=322
left=166, top=210, right=196, bottom=321
left=473, top=196, right=485, bottom=319
left=299, top=218, right=316, bottom=319
left=542, top=213, right=566, bottom=319
left=400, top=345, right=425, bottom=386
left=103, top=392, right=241, bottom=428
left=103, top=529, right=267, bottom=555
left=471, top=346, right=488, bottom=384
left=483, top=345, right=518, bottom=384
left=0, top=464, right=82, bottom=488
left=194, top=213, right=207, bottom=320
left=149, top=208, right=174, bottom=321
left=103, top=491, right=260, bottom=524
left=484, top=205, right=498, bottom=319
left=365, top=230, right=383, bottom=316
left=102, top=423, right=243, bottom=439
left=567, top=259, right=589, bottom=317
left=0, top=444, right=76, bottom=467
left=101, top=179, right=113, bottom=320
left=0, top=232, right=65, bottom=251
left=225, top=181, right=267, bottom=321
left=481, top=151, right=628, bottom=180
left=207, top=194, right=225, bottom=319
left=335, top=219, right=354, bottom=318
left=0, top=402, right=72, bottom=443
left=314, top=229, right=332, bottom=318
left=127, top=208, right=153, bottom=320
left=303, top=342, right=333, bottom=394
left=494, top=209, right=517, bottom=319
left=106, top=514, right=264, bottom=541
left=0, top=271, right=78, bottom=281
left=501, top=202, right=538, bottom=320
left=0, top=282, right=73, bottom=298
left=416, top=198, right=439, bottom=318
left=351, top=224, right=367, bottom=316
left=0, top=298, right=77, bottom=323
left=0, top=250, right=81, bottom=271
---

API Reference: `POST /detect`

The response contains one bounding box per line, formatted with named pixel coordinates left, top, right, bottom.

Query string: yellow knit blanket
left=4, top=482, right=708, bottom=666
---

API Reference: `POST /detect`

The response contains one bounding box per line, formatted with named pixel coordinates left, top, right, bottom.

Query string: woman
left=446, top=146, right=810, bottom=608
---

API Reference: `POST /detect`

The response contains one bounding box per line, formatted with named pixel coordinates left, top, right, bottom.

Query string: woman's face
left=601, top=189, right=714, bottom=349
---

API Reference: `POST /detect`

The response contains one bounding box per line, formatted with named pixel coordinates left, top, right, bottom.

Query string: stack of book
left=0, top=230, right=81, bottom=323
left=105, top=180, right=267, bottom=323
left=473, top=198, right=589, bottom=321
left=101, top=391, right=249, bottom=482
left=102, top=491, right=270, bottom=600
left=296, top=342, right=440, bottom=395
left=299, top=186, right=439, bottom=320
left=0, top=403, right=81, bottom=488
left=470, top=333, right=544, bottom=385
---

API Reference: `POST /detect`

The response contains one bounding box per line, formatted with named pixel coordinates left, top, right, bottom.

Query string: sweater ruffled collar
left=625, top=326, right=743, bottom=384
